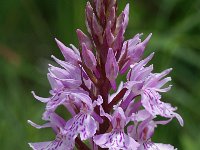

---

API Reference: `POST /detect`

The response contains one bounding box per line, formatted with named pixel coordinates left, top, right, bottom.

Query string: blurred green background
left=0, top=0, right=200, bottom=149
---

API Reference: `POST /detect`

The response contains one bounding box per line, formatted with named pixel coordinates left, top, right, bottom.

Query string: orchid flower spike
left=28, top=0, right=183, bottom=150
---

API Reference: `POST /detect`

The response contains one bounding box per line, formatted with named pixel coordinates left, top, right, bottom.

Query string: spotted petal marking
left=29, top=134, right=74, bottom=150
left=94, top=131, right=139, bottom=150
left=66, top=113, right=97, bottom=141
left=141, top=89, right=183, bottom=126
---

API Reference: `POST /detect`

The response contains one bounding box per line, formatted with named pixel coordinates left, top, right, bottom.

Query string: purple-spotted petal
left=79, top=114, right=97, bottom=140
left=66, top=113, right=97, bottom=141
left=111, top=107, right=127, bottom=129
left=93, top=131, right=139, bottom=150
left=141, top=89, right=183, bottom=126
left=29, top=134, right=74, bottom=150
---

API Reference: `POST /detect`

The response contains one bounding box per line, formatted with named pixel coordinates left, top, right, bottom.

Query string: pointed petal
left=113, top=26, right=124, bottom=52
left=82, top=43, right=97, bottom=70
left=92, top=13, right=103, bottom=38
left=70, top=92, right=93, bottom=109
left=105, top=48, right=119, bottom=90
left=85, top=2, right=93, bottom=34
left=70, top=44, right=80, bottom=56
left=107, top=7, right=116, bottom=27
left=56, top=78, right=81, bottom=88
left=27, top=120, right=51, bottom=129
left=173, top=112, right=184, bottom=126
left=76, top=29, right=92, bottom=50
left=48, top=66, right=70, bottom=79
left=123, top=4, right=130, bottom=31
left=127, top=53, right=154, bottom=81
left=51, top=55, right=80, bottom=74
left=105, top=21, right=114, bottom=47
left=29, top=142, right=51, bottom=150
left=55, top=38, right=79, bottom=65
left=29, top=135, right=74, bottom=150
left=47, top=73, right=61, bottom=90
left=31, top=91, right=50, bottom=103
left=130, top=33, right=152, bottom=63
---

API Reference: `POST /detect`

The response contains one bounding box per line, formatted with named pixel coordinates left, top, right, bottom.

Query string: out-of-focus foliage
left=0, top=0, right=199, bottom=149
